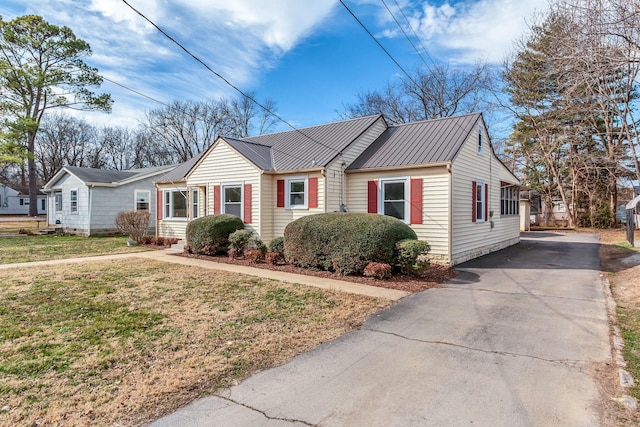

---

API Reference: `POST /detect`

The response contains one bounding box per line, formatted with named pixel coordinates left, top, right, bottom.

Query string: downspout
left=447, top=163, right=453, bottom=265
left=321, top=169, right=327, bottom=212
left=88, top=185, right=93, bottom=237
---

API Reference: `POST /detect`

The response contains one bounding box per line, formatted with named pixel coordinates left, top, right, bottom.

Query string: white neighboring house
left=42, top=165, right=175, bottom=236
left=0, top=183, right=47, bottom=215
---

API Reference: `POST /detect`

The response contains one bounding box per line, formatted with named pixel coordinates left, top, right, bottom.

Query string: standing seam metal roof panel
left=241, top=115, right=382, bottom=171
left=347, top=113, right=481, bottom=170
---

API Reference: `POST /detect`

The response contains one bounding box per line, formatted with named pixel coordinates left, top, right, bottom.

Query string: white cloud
left=0, top=0, right=340, bottom=127
left=382, top=0, right=548, bottom=63
left=180, top=0, right=337, bottom=51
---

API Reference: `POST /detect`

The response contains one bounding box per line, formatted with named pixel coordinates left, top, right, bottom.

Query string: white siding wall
left=0, top=185, right=46, bottom=215
left=451, top=124, right=520, bottom=264
left=46, top=174, right=90, bottom=234
left=346, top=166, right=451, bottom=263
left=89, top=178, right=159, bottom=234
left=269, top=171, right=325, bottom=241
left=325, top=117, right=387, bottom=212
left=186, top=140, right=262, bottom=239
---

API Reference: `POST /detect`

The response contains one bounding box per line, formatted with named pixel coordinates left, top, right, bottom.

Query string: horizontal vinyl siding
left=187, top=140, right=262, bottom=237
left=346, top=166, right=450, bottom=263
left=271, top=171, right=325, bottom=239
left=90, top=179, right=158, bottom=233
left=451, top=126, right=520, bottom=264
left=156, top=183, right=188, bottom=240
left=325, top=117, right=387, bottom=213
left=48, top=174, right=89, bottom=234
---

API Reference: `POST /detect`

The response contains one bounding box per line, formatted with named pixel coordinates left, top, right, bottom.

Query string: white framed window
left=379, top=177, right=410, bottom=223
left=475, top=179, right=485, bottom=223
left=41, top=199, right=46, bottom=211
left=192, top=189, right=200, bottom=219
left=70, top=189, right=78, bottom=214
left=478, top=126, right=484, bottom=155
left=501, top=186, right=519, bottom=216
left=222, top=183, right=243, bottom=218
left=135, top=190, right=150, bottom=211
left=54, top=191, right=62, bottom=212
left=286, top=176, right=308, bottom=209
left=164, top=189, right=187, bottom=219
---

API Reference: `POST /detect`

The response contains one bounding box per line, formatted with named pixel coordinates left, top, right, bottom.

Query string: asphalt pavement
left=150, top=232, right=612, bottom=427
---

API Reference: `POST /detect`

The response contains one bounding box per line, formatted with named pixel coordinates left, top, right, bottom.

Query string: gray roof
left=347, top=113, right=482, bottom=170
left=155, top=151, right=207, bottom=183
left=230, top=115, right=382, bottom=171
left=64, top=165, right=174, bottom=185
left=225, top=138, right=273, bottom=171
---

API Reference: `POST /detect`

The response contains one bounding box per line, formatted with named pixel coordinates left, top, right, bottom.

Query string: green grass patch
left=0, top=259, right=386, bottom=426
left=0, top=235, right=149, bottom=264
left=618, top=304, right=640, bottom=401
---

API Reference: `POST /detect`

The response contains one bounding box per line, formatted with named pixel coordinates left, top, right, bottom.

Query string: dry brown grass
left=0, top=258, right=388, bottom=426
left=595, top=228, right=640, bottom=426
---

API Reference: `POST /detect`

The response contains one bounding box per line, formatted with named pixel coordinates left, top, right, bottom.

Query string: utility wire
left=338, top=0, right=419, bottom=89
left=121, top=0, right=345, bottom=158
left=380, top=0, right=433, bottom=72
left=102, top=76, right=169, bottom=107
left=390, top=0, right=439, bottom=72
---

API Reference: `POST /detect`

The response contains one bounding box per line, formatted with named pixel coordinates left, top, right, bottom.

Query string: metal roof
left=347, top=113, right=481, bottom=170
left=224, top=138, right=274, bottom=171
left=238, top=115, right=382, bottom=171
left=155, top=151, right=207, bottom=183
left=64, top=165, right=174, bottom=185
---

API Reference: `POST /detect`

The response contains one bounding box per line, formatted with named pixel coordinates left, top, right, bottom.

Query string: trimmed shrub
left=265, top=251, right=284, bottom=265
left=284, top=213, right=417, bottom=276
left=396, top=239, right=431, bottom=274
left=228, top=229, right=254, bottom=256
left=245, top=249, right=264, bottom=263
left=363, top=262, right=392, bottom=280
left=114, top=210, right=150, bottom=244
left=186, top=214, right=244, bottom=255
left=268, top=236, right=285, bottom=254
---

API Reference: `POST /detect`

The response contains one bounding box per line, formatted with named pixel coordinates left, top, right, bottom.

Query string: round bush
left=186, top=214, right=244, bottom=255
left=268, top=236, right=285, bottom=254
left=284, top=213, right=417, bottom=276
left=396, top=239, right=431, bottom=274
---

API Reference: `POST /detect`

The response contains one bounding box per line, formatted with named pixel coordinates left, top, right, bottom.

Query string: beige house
left=156, top=113, right=520, bottom=265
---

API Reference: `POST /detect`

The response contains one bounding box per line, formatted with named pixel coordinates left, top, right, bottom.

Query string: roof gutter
left=345, top=162, right=451, bottom=174
left=263, top=167, right=326, bottom=175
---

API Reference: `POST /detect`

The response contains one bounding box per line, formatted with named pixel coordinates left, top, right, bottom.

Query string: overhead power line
left=120, top=0, right=345, bottom=159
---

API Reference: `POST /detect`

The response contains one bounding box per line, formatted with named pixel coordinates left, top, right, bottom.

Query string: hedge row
left=284, top=213, right=417, bottom=276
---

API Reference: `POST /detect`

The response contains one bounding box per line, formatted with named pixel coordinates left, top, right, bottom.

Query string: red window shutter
left=367, top=180, right=378, bottom=214
left=157, top=189, right=163, bottom=220
left=244, top=183, right=252, bottom=223
left=308, top=177, right=318, bottom=208
left=213, top=185, right=221, bottom=215
left=485, top=183, right=489, bottom=222
left=410, top=178, right=423, bottom=224
left=277, top=179, right=285, bottom=208
left=472, top=181, right=477, bottom=223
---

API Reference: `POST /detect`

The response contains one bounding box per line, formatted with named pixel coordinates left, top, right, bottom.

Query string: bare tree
left=341, top=62, right=496, bottom=124
left=35, top=113, right=98, bottom=182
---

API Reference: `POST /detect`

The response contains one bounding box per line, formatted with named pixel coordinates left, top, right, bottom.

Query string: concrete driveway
left=150, top=232, right=612, bottom=426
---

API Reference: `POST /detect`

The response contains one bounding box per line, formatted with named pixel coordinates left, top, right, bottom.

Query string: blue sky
left=1, top=0, right=546, bottom=133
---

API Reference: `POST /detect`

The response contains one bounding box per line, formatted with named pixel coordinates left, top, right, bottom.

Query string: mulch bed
left=175, top=251, right=457, bottom=294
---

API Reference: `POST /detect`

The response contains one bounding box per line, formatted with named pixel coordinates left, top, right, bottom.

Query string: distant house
left=0, top=183, right=47, bottom=215
left=42, top=165, right=175, bottom=236
left=156, top=113, right=521, bottom=265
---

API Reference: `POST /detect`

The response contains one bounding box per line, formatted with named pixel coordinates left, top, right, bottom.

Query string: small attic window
left=477, top=126, right=483, bottom=154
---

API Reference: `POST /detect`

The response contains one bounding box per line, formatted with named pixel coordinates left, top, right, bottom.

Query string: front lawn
left=0, top=258, right=387, bottom=426
left=0, top=235, right=149, bottom=264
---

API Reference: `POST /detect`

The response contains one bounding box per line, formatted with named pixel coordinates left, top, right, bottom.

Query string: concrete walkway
left=150, top=232, right=612, bottom=426
left=0, top=248, right=409, bottom=301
